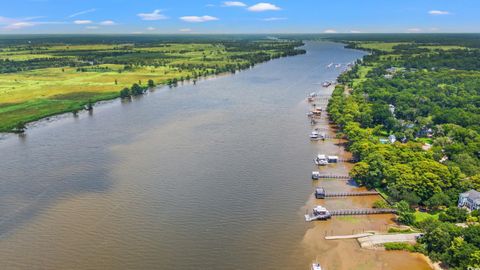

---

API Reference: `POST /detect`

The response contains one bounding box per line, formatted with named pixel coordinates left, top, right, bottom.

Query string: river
left=0, top=41, right=431, bottom=269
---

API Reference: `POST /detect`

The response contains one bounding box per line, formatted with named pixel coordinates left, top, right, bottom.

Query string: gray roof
left=461, top=189, right=480, bottom=201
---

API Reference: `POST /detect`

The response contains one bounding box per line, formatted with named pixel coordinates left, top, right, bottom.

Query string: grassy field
left=0, top=38, right=304, bottom=132
left=353, top=42, right=409, bottom=52
left=353, top=42, right=466, bottom=53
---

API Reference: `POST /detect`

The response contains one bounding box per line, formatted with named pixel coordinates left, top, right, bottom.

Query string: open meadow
left=0, top=37, right=305, bottom=132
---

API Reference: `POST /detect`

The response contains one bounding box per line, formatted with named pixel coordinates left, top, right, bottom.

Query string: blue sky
left=0, top=0, right=478, bottom=34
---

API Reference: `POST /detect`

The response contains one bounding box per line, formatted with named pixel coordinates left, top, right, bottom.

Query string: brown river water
left=0, top=41, right=431, bottom=269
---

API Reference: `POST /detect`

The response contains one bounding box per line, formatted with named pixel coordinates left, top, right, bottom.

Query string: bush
left=384, top=242, right=415, bottom=252
left=439, top=207, right=468, bottom=223
left=373, top=199, right=390, bottom=208
left=388, top=227, right=416, bottom=234
left=120, top=87, right=130, bottom=98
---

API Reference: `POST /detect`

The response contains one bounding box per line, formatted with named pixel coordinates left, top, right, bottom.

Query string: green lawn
left=414, top=211, right=440, bottom=222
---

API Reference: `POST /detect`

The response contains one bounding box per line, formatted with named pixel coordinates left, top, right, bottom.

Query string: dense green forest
left=327, top=36, right=480, bottom=269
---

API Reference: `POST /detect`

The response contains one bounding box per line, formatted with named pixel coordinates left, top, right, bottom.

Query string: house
left=388, top=134, right=397, bottom=144
left=388, top=104, right=395, bottom=115
left=458, top=189, right=480, bottom=211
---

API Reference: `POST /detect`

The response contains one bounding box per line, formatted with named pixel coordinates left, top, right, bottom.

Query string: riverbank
left=0, top=37, right=305, bottom=133
left=302, top=58, right=433, bottom=269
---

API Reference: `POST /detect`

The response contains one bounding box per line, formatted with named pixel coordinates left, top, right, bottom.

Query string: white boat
left=314, top=154, right=328, bottom=166
left=305, top=205, right=331, bottom=221
left=327, top=62, right=333, bottom=68
left=311, top=171, right=321, bottom=180
left=311, top=263, right=322, bottom=270
left=309, top=131, right=320, bottom=140
left=335, top=64, right=342, bottom=68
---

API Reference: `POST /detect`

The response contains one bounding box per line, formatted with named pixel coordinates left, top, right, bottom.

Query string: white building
left=458, top=189, right=480, bottom=211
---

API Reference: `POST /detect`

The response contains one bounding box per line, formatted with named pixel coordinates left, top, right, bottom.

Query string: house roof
left=461, top=189, right=480, bottom=202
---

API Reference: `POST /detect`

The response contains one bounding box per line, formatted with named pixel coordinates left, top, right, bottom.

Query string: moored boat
left=310, top=131, right=320, bottom=140
left=321, top=81, right=331, bottom=87
left=314, top=154, right=328, bottom=165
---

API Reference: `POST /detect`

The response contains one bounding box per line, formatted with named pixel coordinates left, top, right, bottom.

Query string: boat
left=314, top=154, right=328, bottom=166
left=311, top=263, right=322, bottom=270
left=335, top=64, right=342, bottom=68
left=311, top=171, right=321, bottom=180
left=310, top=131, right=320, bottom=140
left=311, top=108, right=322, bottom=115
left=305, top=205, right=331, bottom=221
left=327, top=62, right=333, bottom=68
left=321, top=81, right=331, bottom=87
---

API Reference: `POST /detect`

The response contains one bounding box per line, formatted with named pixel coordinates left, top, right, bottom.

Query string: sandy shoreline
left=301, top=83, right=434, bottom=269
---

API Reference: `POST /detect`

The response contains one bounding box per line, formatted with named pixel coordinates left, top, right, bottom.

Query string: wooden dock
left=330, top=208, right=397, bottom=216
left=312, top=174, right=351, bottom=179
left=305, top=207, right=397, bottom=222
left=315, top=187, right=379, bottom=199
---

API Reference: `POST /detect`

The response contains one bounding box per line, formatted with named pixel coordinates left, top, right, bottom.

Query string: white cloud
left=324, top=29, right=337, bottom=33
left=407, top=28, right=422, bottom=33
left=179, top=28, right=192, bottom=32
left=223, top=1, right=246, bottom=7
left=180, top=15, right=219, bottom=23
left=86, top=26, right=99, bottom=29
left=146, top=27, right=156, bottom=31
left=350, top=30, right=362, bottom=33
left=99, top=20, right=116, bottom=26
left=69, top=8, right=96, bottom=18
left=2, top=19, right=66, bottom=30
left=74, top=20, right=93, bottom=25
left=247, top=3, right=281, bottom=12
left=262, top=17, right=286, bottom=21
left=4, top=22, right=35, bottom=30
left=0, top=16, right=18, bottom=24
left=428, top=10, right=450, bottom=15
left=138, top=9, right=167, bottom=21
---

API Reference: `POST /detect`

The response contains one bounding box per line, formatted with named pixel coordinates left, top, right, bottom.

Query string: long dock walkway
left=315, top=187, right=379, bottom=199
left=312, top=174, right=351, bottom=180
left=325, top=233, right=374, bottom=240
left=330, top=208, right=397, bottom=216
left=305, top=208, right=397, bottom=221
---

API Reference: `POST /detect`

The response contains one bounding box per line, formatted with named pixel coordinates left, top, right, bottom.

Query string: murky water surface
left=0, top=42, right=431, bottom=269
